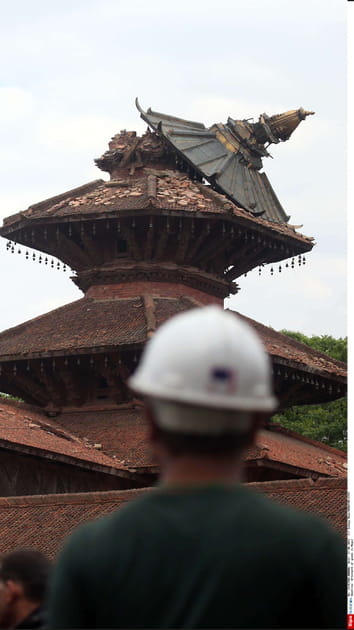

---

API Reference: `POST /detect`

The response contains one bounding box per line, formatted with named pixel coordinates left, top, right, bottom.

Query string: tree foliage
left=272, top=331, right=347, bottom=452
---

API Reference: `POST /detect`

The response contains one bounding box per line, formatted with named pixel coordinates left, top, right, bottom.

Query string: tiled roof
left=1, top=170, right=313, bottom=248
left=249, top=477, right=346, bottom=537
left=0, top=477, right=345, bottom=558
left=55, top=407, right=347, bottom=477
left=246, top=425, right=347, bottom=478
left=0, top=488, right=146, bottom=558
left=0, top=397, right=130, bottom=473
left=0, top=296, right=147, bottom=359
left=234, top=311, right=347, bottom=380
left=54, top=406, right=155, bottom=468
left=0, top=298, right=346, bottom=389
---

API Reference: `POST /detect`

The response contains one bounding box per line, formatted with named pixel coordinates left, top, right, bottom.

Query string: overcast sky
left=0, top=0, right=347, bottom=338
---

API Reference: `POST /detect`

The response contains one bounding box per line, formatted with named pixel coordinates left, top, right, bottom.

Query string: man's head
left=0, top=549, right=51, bottom=629
left=129, top=306, right=277, bottom=464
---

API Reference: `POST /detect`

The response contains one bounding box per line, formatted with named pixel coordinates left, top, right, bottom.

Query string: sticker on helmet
left=209, top=367, right=236, bottom=394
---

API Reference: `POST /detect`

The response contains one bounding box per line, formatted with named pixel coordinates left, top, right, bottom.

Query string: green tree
left=272, top=331, right=347, bottom=452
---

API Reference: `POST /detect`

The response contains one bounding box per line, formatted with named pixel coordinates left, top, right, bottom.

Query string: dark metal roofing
left=136, top=99, right=290, bottom=223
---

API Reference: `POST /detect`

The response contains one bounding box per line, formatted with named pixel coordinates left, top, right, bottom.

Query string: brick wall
left=86, top=282, right=222, bottom=305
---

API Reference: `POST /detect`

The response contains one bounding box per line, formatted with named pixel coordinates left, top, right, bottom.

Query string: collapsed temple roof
left=136, top=99, right=314, bottom=222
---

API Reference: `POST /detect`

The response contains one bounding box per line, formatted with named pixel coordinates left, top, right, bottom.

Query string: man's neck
left=10, top=600, right=40, bottom=629
left=159, top=453, right=242, bottom=488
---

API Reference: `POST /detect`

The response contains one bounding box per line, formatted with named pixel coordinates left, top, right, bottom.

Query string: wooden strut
left=143, top=294, right=157, bottom=338
left=120, top=222, right=142, bottom=260
left=4, top=366, right=49, bottom=406
left=175, top=222, right=193, bottom=264
left=144, top=219, right=155, bottom=260
left=30, top=362, right=64, bottom=408
left=79, top=226, right=103, bottom=266
left=185, top=224, right=213, bottom=263
left=154, top=225, right=170, bottom=261
left=277, top=380, right=307, bottom=409
left=98, top=356, right=128, bottom=404
left=225, top=245, right=269, bottom=280
left=54, top=230, right=91, bottom=269
left=195, top=235, right=232, bottom=267
left=59, top=366, right=86, bottom=406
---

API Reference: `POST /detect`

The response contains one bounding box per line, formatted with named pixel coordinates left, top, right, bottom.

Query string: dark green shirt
left=48, top=485, right=346, bottom=629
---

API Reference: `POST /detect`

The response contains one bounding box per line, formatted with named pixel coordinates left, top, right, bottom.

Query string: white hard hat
left=129, top=306, right=277, bottom=413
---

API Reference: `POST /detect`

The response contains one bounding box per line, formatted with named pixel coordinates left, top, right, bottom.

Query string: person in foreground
left=0, top=549, right=51, bottom=629
left=48, top=306, right=346, bottom=629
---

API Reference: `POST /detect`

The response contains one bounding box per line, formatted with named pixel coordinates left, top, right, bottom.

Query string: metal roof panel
left=137, top=100, right=292, bottom=223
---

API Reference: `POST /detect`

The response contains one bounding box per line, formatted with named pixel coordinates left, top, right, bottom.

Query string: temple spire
left=256, top=108, right=315, bottom=144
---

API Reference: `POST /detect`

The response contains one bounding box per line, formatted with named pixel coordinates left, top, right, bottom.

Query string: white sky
left=0, top=0, right=347, bottom=338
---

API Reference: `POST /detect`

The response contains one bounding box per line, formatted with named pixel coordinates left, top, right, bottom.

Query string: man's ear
left=4, top=579, right=23, bottom=603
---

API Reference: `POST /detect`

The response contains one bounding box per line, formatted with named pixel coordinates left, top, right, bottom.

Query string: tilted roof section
left=0, top=478, right=345, bottom=557
left=136, top=99, right=314, bottom=223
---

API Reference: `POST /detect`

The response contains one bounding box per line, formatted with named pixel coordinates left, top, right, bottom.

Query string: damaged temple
left=0, top=100, right=346, bottom=555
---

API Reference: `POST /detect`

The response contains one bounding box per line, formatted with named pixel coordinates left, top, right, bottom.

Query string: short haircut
left=149, top=399, right=256, bottom=457
left=0, top=549, right=51, bottom=602
left=152, top=425, right=254, bottom=457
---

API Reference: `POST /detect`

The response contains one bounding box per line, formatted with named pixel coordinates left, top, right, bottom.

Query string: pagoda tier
left=0, top=285, right=346, bottom=411
left=1, top=130, right=314, bottom=300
